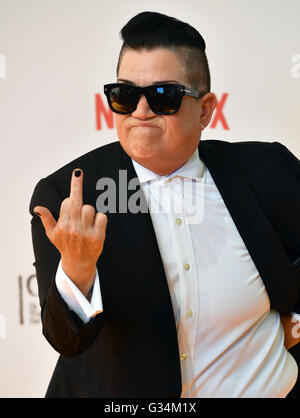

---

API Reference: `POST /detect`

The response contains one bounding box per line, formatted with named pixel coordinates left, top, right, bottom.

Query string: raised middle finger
left=69, top=168, right=83, bottom=221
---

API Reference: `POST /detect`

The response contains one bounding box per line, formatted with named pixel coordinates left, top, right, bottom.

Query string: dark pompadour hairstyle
left=117, top=11, right=211, bottom=94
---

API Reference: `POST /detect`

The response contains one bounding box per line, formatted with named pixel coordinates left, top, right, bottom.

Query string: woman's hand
left=34, top=169, right=108, bottom=297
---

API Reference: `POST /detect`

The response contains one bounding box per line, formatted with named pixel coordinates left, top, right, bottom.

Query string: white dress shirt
left=56, top=149, right=298, bottom=397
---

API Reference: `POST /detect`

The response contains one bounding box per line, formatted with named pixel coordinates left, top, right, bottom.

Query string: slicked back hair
left=116, top=11, right=211, bottom=94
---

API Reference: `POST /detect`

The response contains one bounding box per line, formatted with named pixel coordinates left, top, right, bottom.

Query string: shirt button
left=184, top=263, right=190, bottom=271
left=180, top=353, right=188, bottom=361
left=175, top=218, right=182, bottom=226
left=187, top=310, right=193, bottom=318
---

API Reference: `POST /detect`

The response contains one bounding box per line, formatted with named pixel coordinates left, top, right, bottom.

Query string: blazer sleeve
left=29, top=177, right=104, bottom=357
left=275, top=142, right=300, bottom=313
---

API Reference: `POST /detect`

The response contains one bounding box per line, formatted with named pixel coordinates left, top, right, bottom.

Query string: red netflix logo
left=95, top=93, right=229, bottom=131
left=210, top=93, right=229, bottom=130
left=95, top=94, right=114, bottom=130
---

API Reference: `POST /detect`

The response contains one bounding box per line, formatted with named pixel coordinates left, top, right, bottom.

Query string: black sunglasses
left=103, top=83, right=204, bottom=115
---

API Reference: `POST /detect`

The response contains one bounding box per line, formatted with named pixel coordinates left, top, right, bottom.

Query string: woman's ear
left=200, top=92, right=217, bottom=130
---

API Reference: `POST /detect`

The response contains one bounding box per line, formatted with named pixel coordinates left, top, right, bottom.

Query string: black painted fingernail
left=74, top=169, right=81, bottom=177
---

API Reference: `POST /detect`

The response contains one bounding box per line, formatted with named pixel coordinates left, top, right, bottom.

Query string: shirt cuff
left=291, top=312, right=300, bottom=322
left=55, top=260, right=103, bottom=324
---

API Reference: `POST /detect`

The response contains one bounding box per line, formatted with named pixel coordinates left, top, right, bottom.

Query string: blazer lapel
left=198, top=140, right=299, bottom=313
left=103, top=144, right=182, bottom=389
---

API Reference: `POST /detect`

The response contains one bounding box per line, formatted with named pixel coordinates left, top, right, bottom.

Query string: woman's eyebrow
left=117, top=79, right=134, bottom=84
left=117, top=79, right=180, bottom=85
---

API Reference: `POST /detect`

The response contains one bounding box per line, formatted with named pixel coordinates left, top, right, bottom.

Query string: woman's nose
left=131, top=94, right=155, bottom=118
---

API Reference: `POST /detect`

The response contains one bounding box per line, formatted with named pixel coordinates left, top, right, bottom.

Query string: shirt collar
left=131, top=148, right=206, bottom=184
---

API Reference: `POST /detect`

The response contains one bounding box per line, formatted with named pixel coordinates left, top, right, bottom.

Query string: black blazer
left=29, top=139, right=300, bottom=398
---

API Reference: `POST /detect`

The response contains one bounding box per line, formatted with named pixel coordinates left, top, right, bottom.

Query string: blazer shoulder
left=202, top=138, right=284, bottom=151
left=201, top=139, right=295, bottom=163
left=40, top=139, right=123, bottom=180
left=29, top=140, right=124, bottom=214
left=48, top=140, right=122, bottom=179
left=200, top=140, right=300, bottom=199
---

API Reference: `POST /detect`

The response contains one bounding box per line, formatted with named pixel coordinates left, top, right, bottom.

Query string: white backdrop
left=0, top=0, right=299, bottom=397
